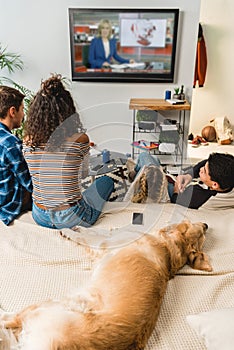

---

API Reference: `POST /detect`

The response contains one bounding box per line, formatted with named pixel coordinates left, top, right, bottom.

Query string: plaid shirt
left=0, top=123, right=32, bottom=225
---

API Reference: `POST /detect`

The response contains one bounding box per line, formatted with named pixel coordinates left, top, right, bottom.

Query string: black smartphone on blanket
left=132, top=212, right=143, bottom=225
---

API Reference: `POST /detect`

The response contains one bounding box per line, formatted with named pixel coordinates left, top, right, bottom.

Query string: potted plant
left=0, top=43, right=33, bottom=138
left=173, top=87, right=180, bottom=99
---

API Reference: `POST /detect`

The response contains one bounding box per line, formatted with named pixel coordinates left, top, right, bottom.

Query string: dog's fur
left=0, top=220, right=212, bottom=350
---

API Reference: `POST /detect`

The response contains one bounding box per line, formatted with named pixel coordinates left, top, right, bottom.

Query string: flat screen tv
left=69, top=8, right=179, bottom=83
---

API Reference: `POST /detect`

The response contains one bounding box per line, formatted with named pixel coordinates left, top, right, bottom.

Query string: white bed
left=0, top=202, right=234, bottom=349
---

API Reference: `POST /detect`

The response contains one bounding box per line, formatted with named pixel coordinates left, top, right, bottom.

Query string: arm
left=88, top=38, right=106, bottom=68
left=74, top=133, right=90, bottom=179
left=9, top=140, right=32, bottom=192
left=81, top=152, right=90, bottom=179
left=175, top=173, right=193, bottom=193
left=171, top=182, right=214, bottom=209
left=176, top=159, right=207, bottom=193
left=110, top=39, right=132, bottom=64
left=171, top=159, right=212, bottom=209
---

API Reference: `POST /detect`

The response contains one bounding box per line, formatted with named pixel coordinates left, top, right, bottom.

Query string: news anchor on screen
left=88, top=19, right=134, bottom=69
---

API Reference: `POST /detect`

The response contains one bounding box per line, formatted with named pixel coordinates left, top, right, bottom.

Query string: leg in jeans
left=134, top=152, right=161, bottom=173
left=82, top=175, right=114, bottom=213
left=32, top=175, right=115, bottom=229
left=81, top=175, right=115, bottom=225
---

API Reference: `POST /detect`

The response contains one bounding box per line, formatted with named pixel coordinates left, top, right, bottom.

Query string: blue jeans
left=32, top=176, right=114, bottom=229
left=134, top=152, right=174, bottom=199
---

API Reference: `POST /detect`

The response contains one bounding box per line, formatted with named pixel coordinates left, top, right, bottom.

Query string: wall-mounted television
left=69, top=8, right=179, bottom=83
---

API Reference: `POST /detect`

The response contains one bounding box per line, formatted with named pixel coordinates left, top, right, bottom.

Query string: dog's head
left=159, top=220, right=212, bottom=272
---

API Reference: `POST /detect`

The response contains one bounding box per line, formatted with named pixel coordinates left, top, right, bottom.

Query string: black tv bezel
left=69, top=8, right=179, bottom=83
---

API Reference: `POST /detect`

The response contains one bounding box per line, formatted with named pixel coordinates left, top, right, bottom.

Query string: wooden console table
left=129, top=98, right=191, bottom=165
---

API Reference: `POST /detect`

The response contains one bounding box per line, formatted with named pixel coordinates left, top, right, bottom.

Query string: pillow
left=124, top=164, right=169, bottom=203
left=200, top=188, right=234, bottom=210
left=187, top=307, right=234, bottom=350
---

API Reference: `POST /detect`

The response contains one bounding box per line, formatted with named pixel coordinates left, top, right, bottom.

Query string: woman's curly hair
left=131, top=165, right=168, bottom=203
left=24, top=74, right=85, bottom=148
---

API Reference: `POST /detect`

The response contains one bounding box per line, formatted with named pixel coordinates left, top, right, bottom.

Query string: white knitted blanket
left=0, top=203, right=233, bottom=349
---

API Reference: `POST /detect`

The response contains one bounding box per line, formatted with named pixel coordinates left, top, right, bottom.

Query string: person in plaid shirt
left=0, top=86, right=32, bottom=225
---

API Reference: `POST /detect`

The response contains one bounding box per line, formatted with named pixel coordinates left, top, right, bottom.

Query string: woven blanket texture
left=0, top=203, right=233, bottom=350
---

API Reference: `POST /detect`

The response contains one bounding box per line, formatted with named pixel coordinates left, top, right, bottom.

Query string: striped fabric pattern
left=24, top=141, right=89, bottom=207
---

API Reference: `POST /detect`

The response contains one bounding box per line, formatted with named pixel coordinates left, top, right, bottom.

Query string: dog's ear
left=176, top=220, right=190, bottom=234
left=188, top=251, right=212, bottom=272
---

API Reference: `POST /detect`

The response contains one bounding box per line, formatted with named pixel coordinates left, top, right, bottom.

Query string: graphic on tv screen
left=121, top=19, right=166, bottom=47
left=69, top=8, right=179, bottom=83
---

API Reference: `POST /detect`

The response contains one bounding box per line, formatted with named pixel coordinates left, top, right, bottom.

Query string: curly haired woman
left=23, top=74, right=114, bottom=229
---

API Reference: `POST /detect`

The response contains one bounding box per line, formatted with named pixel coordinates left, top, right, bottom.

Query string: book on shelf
left=160, top=124, right=178, bottom=131
left=166, top=99, right=186, bottom=105
left=131, top=140, right=159, bottom=150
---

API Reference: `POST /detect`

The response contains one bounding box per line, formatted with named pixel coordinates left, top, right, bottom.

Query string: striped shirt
left=24, top=140, right=89, bottom=208
left=0, top=123, right=32, bottom=225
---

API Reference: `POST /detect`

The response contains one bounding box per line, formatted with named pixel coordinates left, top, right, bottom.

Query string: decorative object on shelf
left=137, top=121, right=157, bottom=131
left=189, top=135, right=209, bottom=147
left=188, top=133, right=194, bottom=141
left=159, top=143, right=176, bottom=153
left=159, top=129, right=180, bottom=145
left=179, top=85, right=185, bottom=100
left=131, top=140, right=159, bottom=150
left=172, top=87, right=180, bottom=99
left=136, top=110, right=158, bottom=122
left=165, top=90, right=171, bottom=100
left=164, top=118, right=177, bottom=125
left=160, top=125, right=177, bottom=132
left=201, top=125, right=216, bottom=142
left=210, top=116, right=233, bottom=145
left=136, top=110, right=158, bottom=131
left=102, top=149, right=110, bottom=163
left=166, top=98, right=185, bottom=105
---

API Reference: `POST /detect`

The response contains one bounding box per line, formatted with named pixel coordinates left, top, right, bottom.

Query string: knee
left=138, top=152, right=146, bottom=161
left=106, top=176, right=115, bottom=190
left=98, top=175, right=114, bottom=190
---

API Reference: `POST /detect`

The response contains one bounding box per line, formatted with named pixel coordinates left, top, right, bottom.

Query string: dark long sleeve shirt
left=171, top=160, right=218, bottom=209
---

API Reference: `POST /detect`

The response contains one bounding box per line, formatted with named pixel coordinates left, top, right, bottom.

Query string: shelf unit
left=129, top=98, right=191, bottom=166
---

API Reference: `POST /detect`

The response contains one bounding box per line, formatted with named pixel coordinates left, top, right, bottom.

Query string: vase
left=173, top=93, right=180, bottom=99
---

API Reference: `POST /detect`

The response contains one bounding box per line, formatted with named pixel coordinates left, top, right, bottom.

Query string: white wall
left=0, top=0, right=200, bottom=153
left=190, top=0, right=234, bottom=135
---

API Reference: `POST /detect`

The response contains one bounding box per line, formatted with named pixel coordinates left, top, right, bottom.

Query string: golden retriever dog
left=0, top=220, right=212, bottom=350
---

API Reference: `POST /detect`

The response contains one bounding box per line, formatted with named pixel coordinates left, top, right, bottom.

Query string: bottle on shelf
left=179, top=85, right=185, bottom=100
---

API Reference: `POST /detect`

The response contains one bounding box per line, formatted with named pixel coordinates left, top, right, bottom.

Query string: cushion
left=186, top=307, right=234, bottom=350
left=200, top=188, right=234, bottom=210
left=124, top=165, right=169, bottom=203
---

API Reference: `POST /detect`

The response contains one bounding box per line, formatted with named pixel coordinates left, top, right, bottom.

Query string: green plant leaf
left=1, top=44, right=34, bottom=139
left=0, top=45, right=24, bottom=73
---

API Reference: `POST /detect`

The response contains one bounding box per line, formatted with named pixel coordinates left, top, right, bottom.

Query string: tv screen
left=69, top=8, right=179, bottom=83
